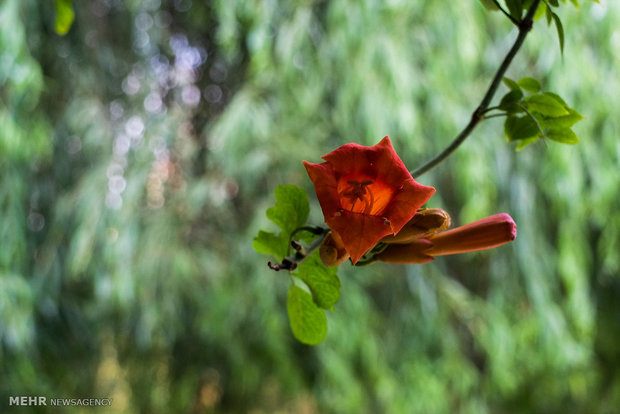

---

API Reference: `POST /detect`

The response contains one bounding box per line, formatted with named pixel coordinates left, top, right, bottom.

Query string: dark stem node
left=268, top=259, right=297, bottom=271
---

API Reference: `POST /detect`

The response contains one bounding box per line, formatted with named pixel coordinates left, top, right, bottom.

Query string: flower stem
left=268, top=228, right=328, bottom=271
left=410, top=0, right=542, bottom=179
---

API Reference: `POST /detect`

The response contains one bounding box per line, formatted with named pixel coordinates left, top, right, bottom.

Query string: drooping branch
left=410, top=0, right=542, bottom=178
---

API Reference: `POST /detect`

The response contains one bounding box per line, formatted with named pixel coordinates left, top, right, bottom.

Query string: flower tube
left=376, top=213, right=517, bottom=264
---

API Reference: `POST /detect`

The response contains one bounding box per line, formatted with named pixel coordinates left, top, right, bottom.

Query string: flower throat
left=338, top=178, right=394, bottom=216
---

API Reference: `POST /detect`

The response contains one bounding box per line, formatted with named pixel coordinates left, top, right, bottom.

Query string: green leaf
left=54, top=0, right=75, bottom=35
left=517, top=77, right=541, bottom=93
left=503, top=77, right=521, bottom=92
left=287, top=285, right=327, bottom=345
left=505, top=0, right=523, bottom=20
left=253, top=230, right=287, bottom=258
left=500, top=90, right=524, bottom=106
left=294, top=252, right=340, bottom=310
left=551, top=11, right=565, bottom=55
left=539, top=108, right=584, bottom=129
left=544, top=92, right=569, bottom=107
left=532, top=92, right=584, bottom=131
left=547, top=128, right=579, bottom=144
left=545, top=5, right=554, bottom=24
left=533, top=2, right=547, bottom=20
left=498, top=90, right=524, bottom=114
left=254, top=185, right=311, bottom=258
left=504, top=115, right=539, bottom=141
left=295, top=229, right=322, bottom=244
left=515, top=137, right=539, bottom=151
left=524, top=93, right=569, bottom=116
left=478, top=0, right=500, bottom=11
left=266, top=185, right=310, bottom=235
left=548, top=0, right=560, bottom=6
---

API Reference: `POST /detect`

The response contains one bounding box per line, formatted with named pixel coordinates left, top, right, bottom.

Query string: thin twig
left=483, top=105, right=504, bottom=114
left=483, top=113, right=509, bottom=119
left=411, top=0, right=542, bottom=178
left=268, top=228, right=328, bottom=271
left=492, top=0, right=521, bottom=26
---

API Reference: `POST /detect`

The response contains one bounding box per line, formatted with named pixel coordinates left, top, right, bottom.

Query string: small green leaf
left=539, top=108, right=584, bottom=129
left=254, top=185, right=311, bottom=258
left=517, top=77, right=541, bottom=93
left=548, top=0, right=560, bottom=7
left=295, top=229, right=321, bottom=244
left=266, top=185, right=310, bottom=234
left=533, top=2, right=547, bottom=20
left=516, top=137, right=539, bottom=151
left=478, top=0, right=500, bottom=10
left=503, top=77, right=522, bottom=92
left=532, top=92, right=584, bottom=132
left=545, top=5, right=554, bottom=24
left=505, top=115, right=539, bottom=141
left=524, top=93, right=569, bottom=116
left=544, top=92, right=569, bottom=107
left=287, top=285, right=327, bottom=345
left=551, top=11, right=565, bottom=55
left=55, top=0, right=75, bottom=35
left=498, top=90, right=524, bottom=114
left=253, top=230, right=287, bottom=258
left=505, top=0, right=523, bottom=20
left=294, top=252, right=340, bottom=310
left=547, top=128, right=579, bottom=144
left=500, top=90, right=524, bottom=106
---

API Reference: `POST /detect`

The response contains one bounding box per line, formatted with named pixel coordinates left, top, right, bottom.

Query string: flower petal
left=371, top=137, right=421, bottom=189
left=320, top=139, right=382, bottom=179
left=328, top=211, right=392, bottom=264
left=321, top=137, right=414, bottom=190
left=303, top=160, right=341, bottom=219
left=381, top=179, right=436, bottom=235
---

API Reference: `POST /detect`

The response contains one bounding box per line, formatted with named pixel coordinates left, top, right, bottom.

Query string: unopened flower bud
left=427, top=213, right=516, bottom=256
left=375, top=213, right=517, bottom=264
left=319, top=231, right=350, bottom=266
left=381, top=208, right=451, bottom=244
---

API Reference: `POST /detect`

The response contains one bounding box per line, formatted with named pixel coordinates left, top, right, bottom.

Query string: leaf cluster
left=480, top=0, right=599, bottom=54
left=254, top=185, right=341, bottom=345
left=254, top=185, right=311, bottom=259
left=496, top=77, right=583, bottom=150
left=480, top=0, right=598, bottom=16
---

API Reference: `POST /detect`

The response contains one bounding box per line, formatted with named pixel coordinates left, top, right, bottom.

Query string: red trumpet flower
left=304, top=136, right=435, bottom=264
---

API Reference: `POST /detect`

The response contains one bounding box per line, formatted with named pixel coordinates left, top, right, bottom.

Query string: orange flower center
left=337, top=177, right=395, bottom=215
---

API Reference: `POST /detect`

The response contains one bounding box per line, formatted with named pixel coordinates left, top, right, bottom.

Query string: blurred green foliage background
left=1, top=0, right=619, bottom=413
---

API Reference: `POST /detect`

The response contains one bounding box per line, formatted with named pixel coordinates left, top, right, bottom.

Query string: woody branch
left=410, top=0, right=542, bottom=178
